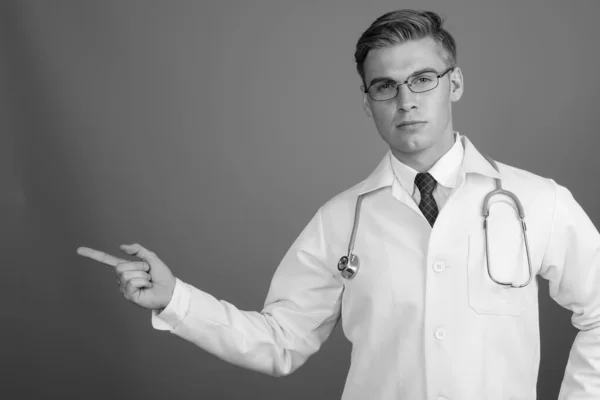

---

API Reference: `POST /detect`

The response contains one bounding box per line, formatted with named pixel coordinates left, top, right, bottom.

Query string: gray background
left=2, top=0, right=599, bottom=399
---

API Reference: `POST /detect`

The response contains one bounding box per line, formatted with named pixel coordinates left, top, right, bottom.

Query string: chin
left=391, top=134, right=431, bottom=154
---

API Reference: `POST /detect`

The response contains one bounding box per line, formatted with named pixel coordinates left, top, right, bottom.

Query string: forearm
left=154, top=280, right=343, bottom=377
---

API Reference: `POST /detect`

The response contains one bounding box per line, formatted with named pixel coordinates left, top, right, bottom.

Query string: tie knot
left=415, top=172, right=437, bottom=195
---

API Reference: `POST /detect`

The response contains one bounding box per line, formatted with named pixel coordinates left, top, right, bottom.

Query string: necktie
left=415, top=172, right=439, bottom=227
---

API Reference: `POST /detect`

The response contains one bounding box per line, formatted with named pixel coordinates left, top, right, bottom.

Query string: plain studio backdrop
left=2, top=0, right=599, bottom=399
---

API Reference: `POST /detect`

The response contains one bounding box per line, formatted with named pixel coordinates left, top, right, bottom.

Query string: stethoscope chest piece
left=338, top=253, right=360, bottom=279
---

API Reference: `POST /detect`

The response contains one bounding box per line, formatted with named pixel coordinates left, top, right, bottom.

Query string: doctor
left=77, top=9, right=600, bottom=400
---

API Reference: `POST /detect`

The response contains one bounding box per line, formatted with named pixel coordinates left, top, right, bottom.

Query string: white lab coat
left=153, top=135, right=600, bottom=400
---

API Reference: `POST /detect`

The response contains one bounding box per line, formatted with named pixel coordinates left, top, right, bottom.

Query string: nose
left=396, top=84, right=418, bottom=112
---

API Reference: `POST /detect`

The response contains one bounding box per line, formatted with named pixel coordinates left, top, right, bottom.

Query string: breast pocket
left=467, top=226, right=530, bottom=316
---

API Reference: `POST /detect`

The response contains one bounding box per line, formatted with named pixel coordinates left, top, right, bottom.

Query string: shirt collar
left=389, top=132, right=464, bottom=193
left=356, top=133, right=500, bottom=196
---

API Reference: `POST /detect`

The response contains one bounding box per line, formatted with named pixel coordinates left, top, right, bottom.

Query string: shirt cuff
left=151, top=277, right=191, bottom=331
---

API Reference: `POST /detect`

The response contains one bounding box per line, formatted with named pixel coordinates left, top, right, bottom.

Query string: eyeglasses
left=364, top=67, right=454, bottom=101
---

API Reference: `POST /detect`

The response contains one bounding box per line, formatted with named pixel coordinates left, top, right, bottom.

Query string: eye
left=415, top=75, right=434, bottom=83
left=375, top=82, right=396, bottom=92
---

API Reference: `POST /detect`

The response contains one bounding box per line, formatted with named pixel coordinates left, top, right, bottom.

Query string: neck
left=391, top=132, right=455, bottom=172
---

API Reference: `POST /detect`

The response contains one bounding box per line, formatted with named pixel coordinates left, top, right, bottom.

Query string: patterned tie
left=415, top=172, right=439, bottom=227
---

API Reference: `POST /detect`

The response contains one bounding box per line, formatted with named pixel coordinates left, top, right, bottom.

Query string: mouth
left=396, top=121, right=426, bottom=128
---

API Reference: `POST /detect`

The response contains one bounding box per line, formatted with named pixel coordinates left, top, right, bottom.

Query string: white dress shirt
left=152, top=135, right=600, bottom=400
left=390, top=131, right=464, bottom=210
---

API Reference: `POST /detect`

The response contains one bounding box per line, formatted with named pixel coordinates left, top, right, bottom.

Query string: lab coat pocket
left=467, top=227, right=529, bottom=316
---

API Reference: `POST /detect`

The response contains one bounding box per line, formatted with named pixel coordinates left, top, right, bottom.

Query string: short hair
left=354, top=10, right=457, bottom=86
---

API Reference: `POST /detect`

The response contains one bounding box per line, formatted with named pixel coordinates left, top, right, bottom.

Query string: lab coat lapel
left=460, top=136, right=501, bottom=179
left=356, top=150, right=396, bottom=196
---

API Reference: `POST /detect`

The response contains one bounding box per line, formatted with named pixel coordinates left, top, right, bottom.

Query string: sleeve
left=150, top=208, right=345, bottom=377
left=151, top=277, right=192, bottom=330
left=539, top=181, right=600, bottom=399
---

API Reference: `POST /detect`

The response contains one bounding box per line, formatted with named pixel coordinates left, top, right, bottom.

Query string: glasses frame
left=364, top=66, right=455, bottom=102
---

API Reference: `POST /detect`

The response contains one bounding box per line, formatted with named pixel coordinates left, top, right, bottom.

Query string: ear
left=361, top=85, right=374, bottom=118
left=449, top=67, right=464, bottom=102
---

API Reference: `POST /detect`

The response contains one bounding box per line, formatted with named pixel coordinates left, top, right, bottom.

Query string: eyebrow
left=367, top=67, right=439, bottom=87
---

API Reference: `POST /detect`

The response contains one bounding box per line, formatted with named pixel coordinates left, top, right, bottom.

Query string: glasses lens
left=408, top=72, right=438, bottom=93
left=368, top=82, right=398, bottom=101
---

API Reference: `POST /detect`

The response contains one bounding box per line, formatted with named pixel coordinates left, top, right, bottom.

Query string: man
left=77, top=9, right=600, bottom=399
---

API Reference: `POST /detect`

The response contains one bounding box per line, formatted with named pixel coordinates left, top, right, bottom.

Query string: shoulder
left=492, top=160, right=584, bottom=222
left=317, top=152, right=393, bottom=220
left=493, top=160, right=559, bottom=197
left=318, top=177, right=373, bottom=221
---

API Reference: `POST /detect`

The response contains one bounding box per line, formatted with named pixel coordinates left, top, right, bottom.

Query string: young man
left=78, top=10, right=600, bottom=399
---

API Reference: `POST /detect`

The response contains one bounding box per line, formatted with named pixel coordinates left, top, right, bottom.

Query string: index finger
left=77, top=246, right=127, bottom=268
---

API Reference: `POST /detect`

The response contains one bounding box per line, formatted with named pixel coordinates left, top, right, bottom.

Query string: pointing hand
left=77, top=243, right=176, bottom=311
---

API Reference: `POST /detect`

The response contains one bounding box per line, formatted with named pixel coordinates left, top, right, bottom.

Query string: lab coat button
left=433, top=261, right=446, bottom=272
left=434, top=328, right=447, bottom=340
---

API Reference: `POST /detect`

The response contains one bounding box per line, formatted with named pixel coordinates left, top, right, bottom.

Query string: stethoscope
left=337, top=156, right=534, bottom=288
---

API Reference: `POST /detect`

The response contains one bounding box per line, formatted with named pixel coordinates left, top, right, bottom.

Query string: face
left=361, top=37, right=464, bottom=168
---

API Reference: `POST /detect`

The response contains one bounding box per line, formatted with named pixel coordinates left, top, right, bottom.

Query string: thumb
left=120, top=243, right=141, bottom=255
left=120, top=243, right=158, bottom=263
left=120, top=243, right=173, bottom=280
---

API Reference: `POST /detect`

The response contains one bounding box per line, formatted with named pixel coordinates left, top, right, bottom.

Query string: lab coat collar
left=460, top=135, right=501, bottom=179
left=357, top=134, right=500, bottom=196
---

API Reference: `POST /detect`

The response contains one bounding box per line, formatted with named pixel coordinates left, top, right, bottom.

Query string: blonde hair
left=354, top=10, right=457, bottom=85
